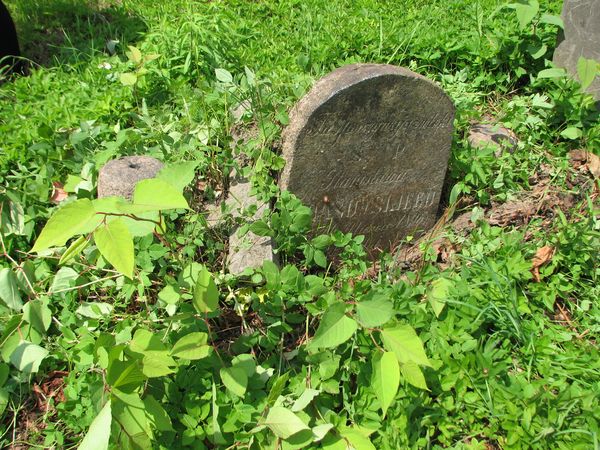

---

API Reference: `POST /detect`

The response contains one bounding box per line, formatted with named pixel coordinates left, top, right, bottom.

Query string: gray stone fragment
left=227, top=176, right=274, bottom=275
left=98, top=156, right=164, bottom=200
left=553, top=0, right=600, bottom=100
left=280, top=64, right=455, bottom=254
left=468, top=123, right=518, bottom=156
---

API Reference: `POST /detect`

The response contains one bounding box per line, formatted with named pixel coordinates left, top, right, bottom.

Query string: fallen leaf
left=530, top=245, right=554, bottom=282
left=50, top=182, right=68, bottom=204
left=569, top=150, right=600, bottom=178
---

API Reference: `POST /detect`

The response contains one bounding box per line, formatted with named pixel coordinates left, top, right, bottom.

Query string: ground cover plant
left=0, top=0, right=599, bottom=448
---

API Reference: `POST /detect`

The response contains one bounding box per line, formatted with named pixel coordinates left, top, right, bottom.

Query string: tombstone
left=280, top=64, right=454, bottom=253
left=98, top=156, right=164, bottom=200
left=468, top=123, right=518, bottom=156
left=553, top=0, right=600, bottom=100
left=0, top=0, right=24, bottom=77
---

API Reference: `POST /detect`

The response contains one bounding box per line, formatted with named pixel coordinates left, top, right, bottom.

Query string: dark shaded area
left=5, top=0, right=146, bottom=68
left=0, top=0, right=25, bottom=76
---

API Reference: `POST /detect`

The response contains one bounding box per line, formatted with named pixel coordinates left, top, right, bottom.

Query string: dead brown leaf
left=530, top=245, right=555, bottom=282
left=50, top=182, right=68, bottom=204
left=569, top=150, right=600, bottom=178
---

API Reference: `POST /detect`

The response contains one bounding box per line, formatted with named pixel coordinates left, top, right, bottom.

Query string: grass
left=0, top=0, right=599, bottom=449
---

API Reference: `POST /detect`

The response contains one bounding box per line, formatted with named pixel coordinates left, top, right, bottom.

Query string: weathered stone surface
left=468, top=123, right=518, bottom=156
left=227, top=177, right=274, bottom=275
left=98, top=156, right=164, bottom=200
left=280, top=64, right=455, bottom=252
left=553, top=0, right=600, bottom=100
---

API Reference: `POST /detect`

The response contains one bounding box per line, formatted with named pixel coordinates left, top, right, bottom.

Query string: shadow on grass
left=6, top=0, right=147, bottom=68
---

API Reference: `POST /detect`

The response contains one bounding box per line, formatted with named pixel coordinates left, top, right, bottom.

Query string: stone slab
left=468, top=123, right=518, bottom=156
left=98, top=156, right=164, bottom=200
left=227, top=177, right=274, bottom=275
left=553, top=0, right=600, bottom=100
left=280, top=64, right=455, bottom=253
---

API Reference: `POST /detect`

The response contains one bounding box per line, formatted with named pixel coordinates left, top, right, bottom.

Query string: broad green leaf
left=292, top=388, right=320, bottom=412
left=220, top=367, right=247, bottom=397
left=78, top=399, right=111, bottom=450
left=23, top=298, right=52, bottom=333
left=215, top=68, right=233, bottom=83
left=400, top=360, right=428, bottom=390
left=93, top=218, right=134, bottom=278
left=112, top=390, right=151, bottom=441
left=372, top=352, right=400, bottom=417
left=133, top=178, right=189, bottom=212
left=10, top=341, right=48, bottom=373
left=143, top=395, right=174, bottom=432
left=560, top=126, right=582, bottom=140
left=108, top=359, right=145, bottom=389
left=0, top=389, right=8, bottom=417
left=126, top=45, right=142, bottom=64
left=130, top=328, right=167, bottom=353
left=76, top=302, right=113, bottom=319
left=509, top=0, right=539, bottom=28
left=539, top=13, right=563, bottom=28
left=264, top=406, right=309, bottom=439
left=577, top=57, right=598, bottom=91
left=312, top=423, right=334, bottom=442
left=193, top=267, right=219, bottom=313
left=0, top=363, right=9, bottom=386
left=157, top=162, right=198, bottom=191
left=537, top=68, right=567, bottom=79
left=170, top=332, right=210, bottom=360
left=307, top=303, right=357, bottom=350
left=0, top=268, right=22, bottom=311
left=59, top=235, right=89, bottom=265
left=356, top=295, right=394, bottom=327
left=266, top=372, right=289, bottom=406
left=339, top=428, right=376, bottom=450
left=427, top=278, right=453, bottom=318
left=31, top=199, right=96, bottom=252
left=120, top=72, right=137, bottom=86
left=262, top=260, right=280, bottom=290
left=141, top=352, right=176, bottom=377
left=231, top=354, right=256, bottom=377
left=381, top=325, right=431, bottom=367
left=50, top=267, right=79, bottom=293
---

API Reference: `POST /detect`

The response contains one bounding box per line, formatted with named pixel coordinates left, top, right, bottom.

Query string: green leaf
left=560, top=126, right=582, bottom=140
left=262, top=260, right=280, bottom=290
left=31, top=199, right=96, bottom=252
left=78, top=399, right=111, bottom=450
left=193, top=267, right=219, bottom=313
left=0, top=268, right=23, bottom=311
left=133, top=178, right=189, bottom=212
left=112, top=390, right=151, bottom=442
left=126, top=45, right=142, bottom=64
left=537, top=68, right=567, bottom=79
left=23, top=298, right=52, bottom=333
left=381, top=325, right=431, bottom=367
left=372, top=352, right=399, bottom=417
left=577, top=57, right=598, bottom=91
left=93, top=218, right=134, bottom=278
left=10, top=341, right=48, bottom=373
left=156, top=161, right=198, bottom=192
left=0, top=389, right=8, bottom=417
left=59, top=235, right=89, bottom=265
left=539, top=13, right=563, bottom=28
left=141, top=352, right=176, bottom=377
left=509, top=0, right=539, bottom=28
left=400, top=360, right=428, bottom=390
left=170, top=332, right=211, bottom=360
left=215, top=68, right=233, bottom=83
left=356, top=295, right=394, bottom=328
left=120, top=72, right=138, bottom=86
left=220, top=367, right=247, bottom=397
left=339, top=428, right=376, bottom=450
left=264, top=406, right=309, bottom=439
left=427, top=278, right=453, bottom=318
left=76, top=302, right=113, bottom=319
left=292, top=388, right=320, bottom=412
left=143, top=395, right=174, bottom=432
left=312, top=423, right=334, bottom=442
left=108, top=359, right=145, bottom=389
left=307, top=303, right=357, bottom=350
left=266, top=372, right=289, bottom=406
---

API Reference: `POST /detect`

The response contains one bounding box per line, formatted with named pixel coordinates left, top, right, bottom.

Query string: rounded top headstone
left=98, top=156, right=164, bottom=200
left=280, top=63, right=455, bottom=253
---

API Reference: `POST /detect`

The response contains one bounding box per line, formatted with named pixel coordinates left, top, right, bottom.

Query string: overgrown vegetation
left=1, top=0, right=599, bottom=448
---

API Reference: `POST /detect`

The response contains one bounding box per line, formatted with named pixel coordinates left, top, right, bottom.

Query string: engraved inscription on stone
left=280, top=64, right=455, bottom=252
left=553, top=0, right=600, bottom=100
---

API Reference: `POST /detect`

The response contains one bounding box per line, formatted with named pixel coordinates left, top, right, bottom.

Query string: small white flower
left=98, top=62, right=112, bottom=70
